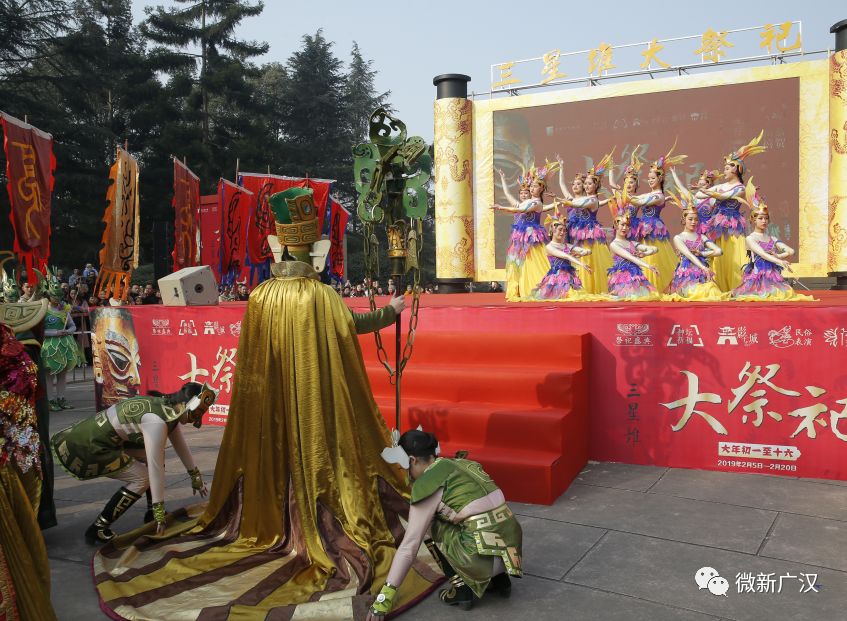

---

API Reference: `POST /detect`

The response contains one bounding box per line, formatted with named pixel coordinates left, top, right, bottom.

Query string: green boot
left=58, top=397, right=74, bottom=410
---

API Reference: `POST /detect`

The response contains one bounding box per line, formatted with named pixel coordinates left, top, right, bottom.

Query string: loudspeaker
left=158, top=266, right=219, bottom=306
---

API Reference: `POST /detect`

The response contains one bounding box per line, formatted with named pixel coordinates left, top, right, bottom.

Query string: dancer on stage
left=493, top=161, right=560, bottom=300
left=553, top=150, right=615, bottom=293
left=92, top=187, right=443, bottom=620
left=42, top=268, right=84, bottom=411
left=608, top=146, right=643, bottom=239
left=627, top=143, right=686, bottom=292
left=527, top=215, right=593, bottom=301
left=702, top=131, right=766, bottom=291
left=732, top=180, right=815, bottom=301
left=664, top=174, right=725, bottom=300
left=693, top=169, right=720, bottom=239
left=51, top=382, right=216, bottom=544
left=0, top=323, right=58, bottom=620
left=607, top=213, right=661, bottom=300
left=370, top=429, right=522, bottom=617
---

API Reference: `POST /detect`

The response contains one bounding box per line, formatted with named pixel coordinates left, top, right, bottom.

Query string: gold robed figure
left=93, top=260, right=441, bottom=620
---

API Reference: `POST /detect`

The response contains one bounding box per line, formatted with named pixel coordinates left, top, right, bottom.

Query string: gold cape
left=93, top=266, right=442, bottom=620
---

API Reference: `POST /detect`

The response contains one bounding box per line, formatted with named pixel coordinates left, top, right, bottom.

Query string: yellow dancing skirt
left=713, top=234, right=747, bottom=292
left=733, top=288, right=817, bottom=302
left=574, top=241, right=613, bottom=295
left=663, top=281, right=729, bottom=302
left=507, top=244, right=551, bottom=301
left=642, top=239, right=677, bottom=293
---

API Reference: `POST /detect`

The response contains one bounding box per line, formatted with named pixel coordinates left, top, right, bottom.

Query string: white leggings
left=105, top=450, right=150, bottom=496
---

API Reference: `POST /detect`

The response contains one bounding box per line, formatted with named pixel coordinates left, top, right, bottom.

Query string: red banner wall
left=100, top=297, right=847, bottom=481
left=172, top=159, right=199, bottom=272
left=1, top=113, right=55, bottom=277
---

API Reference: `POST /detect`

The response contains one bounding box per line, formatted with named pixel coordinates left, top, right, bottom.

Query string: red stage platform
left=106, top=291, right=847, bottom=505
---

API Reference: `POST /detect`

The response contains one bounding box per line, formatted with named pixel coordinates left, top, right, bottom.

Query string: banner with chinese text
left=1, top=112, right=55, bottom=279
left=346, top=297, right=847, bottom=482
left=172, top=159, right=200, bottom=272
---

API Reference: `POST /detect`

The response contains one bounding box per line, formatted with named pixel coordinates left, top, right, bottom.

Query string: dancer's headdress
left=699, top=168, right=720, bottom=185
left=46, top=267, right=63, bottom=300
left=668, top=168, right=698, bottom=217
left=650, top=139, right=687, bottom=178
left=725, top=130, right=766, bottom=174
left=614, top=211, right=633, bottom=228
left=543, top=213, right=567, bottom=233
left=623, top=146, right=643, bottom=183
left=585, top=148, right=615, bottom=185
left=523, top=159, right=561, bottom=189
left=744, top=177, right=769, bottom=220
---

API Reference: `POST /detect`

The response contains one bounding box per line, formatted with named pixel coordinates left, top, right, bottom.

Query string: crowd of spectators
left=4, top=263, right=505, bottom=308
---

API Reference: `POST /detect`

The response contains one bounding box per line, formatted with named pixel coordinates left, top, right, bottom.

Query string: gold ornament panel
left=473, top=60, right=830, bottom=281
left=829, top=50, right=847, bottom=273
left=434, top=98, right=475, bottom=279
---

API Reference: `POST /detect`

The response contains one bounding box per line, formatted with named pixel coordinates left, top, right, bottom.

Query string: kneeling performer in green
left=50, top=382, right=217, bottom=544
left=370, top=430, right=523, bottom=617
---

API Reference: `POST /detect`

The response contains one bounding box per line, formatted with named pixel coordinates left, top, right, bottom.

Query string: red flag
left=219, top=179, right=252, bottom=283
left=305, top=179, right=331, bottom=233
left=328, top=199, right=349, bottom=280
left=198, top=194, right=221, bottom=280
left=1, top=113, right=55, bottom=278
left=238, top=173, right=296, bottom=264
left=172, top=159, right=200, bottom=271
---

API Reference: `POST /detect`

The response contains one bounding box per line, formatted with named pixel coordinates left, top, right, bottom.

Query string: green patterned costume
left=412, top=458, right=523, bottom=597
left=51, top=396, right=180, bottom=480
left=42, top=303, right=84, bottom=375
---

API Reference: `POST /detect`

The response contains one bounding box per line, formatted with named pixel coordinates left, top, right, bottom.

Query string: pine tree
left=344, top=42, right=391, bottom=143
left=142, top=0, right=268, bottom=185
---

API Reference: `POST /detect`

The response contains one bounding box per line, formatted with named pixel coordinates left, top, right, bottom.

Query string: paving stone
left=400, top=574, right=720, bottom=621
left=517, top=515, right=606, bottom=580
left=651, top=468, right=847, bottom=521
left=574, top=461, right=669, bottom=491
left=50, top=557, right=104, bottom=620
left=565, top=531, right=846, bottom=621
left=760, top=513, right=847, bottom=572
left=516, top=483, right=775, bottom=554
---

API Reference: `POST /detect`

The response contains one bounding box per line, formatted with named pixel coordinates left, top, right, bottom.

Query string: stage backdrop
left=98, top=298, right=847, bottom=482
left=474, top=60, right=829, bottom=280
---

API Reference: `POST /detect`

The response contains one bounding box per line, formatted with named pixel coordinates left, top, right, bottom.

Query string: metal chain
left=361, top=218, right=423, bottom=383
left=363, top=223, right=394, bottom=379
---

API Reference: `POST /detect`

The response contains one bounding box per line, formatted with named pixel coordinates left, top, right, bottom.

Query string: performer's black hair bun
left=399, top=429, right=439, bottom=458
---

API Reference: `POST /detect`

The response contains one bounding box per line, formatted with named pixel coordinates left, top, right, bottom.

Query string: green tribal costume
left=42, top=303, right=84, bottom=375
left=413, top=458, right=522, bottom=596
left=51, top=396, right=181, bottom=481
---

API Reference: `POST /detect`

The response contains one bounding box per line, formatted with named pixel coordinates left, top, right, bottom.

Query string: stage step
left=375, top=398, right=578, bottom=454
left=367, top=365, right=583, bottom=409
left=360, top=331, right=590, bottom=505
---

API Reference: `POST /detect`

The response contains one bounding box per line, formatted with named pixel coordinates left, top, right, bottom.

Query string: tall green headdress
left=267, top=187, right=330, bottom=271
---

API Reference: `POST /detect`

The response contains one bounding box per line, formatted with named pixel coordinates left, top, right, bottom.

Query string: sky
left=133, top=1, right=846, bottom=142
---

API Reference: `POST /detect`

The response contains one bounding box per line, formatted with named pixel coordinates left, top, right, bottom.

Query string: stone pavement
left=47, top=380, right=847, bottom=620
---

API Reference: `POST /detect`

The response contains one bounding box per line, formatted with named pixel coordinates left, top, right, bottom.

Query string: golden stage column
left=829, top=19, right=847, bottom=289
left=433, top=73, right=474, bottom=293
